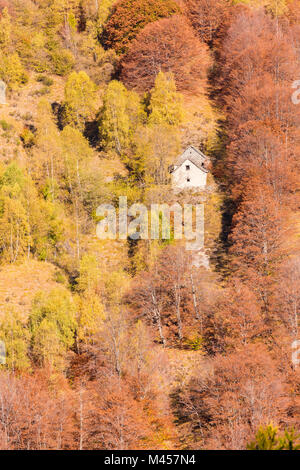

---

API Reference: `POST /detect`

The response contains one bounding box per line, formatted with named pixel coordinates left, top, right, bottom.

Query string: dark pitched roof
left=174, top=146, right=209, bottom=172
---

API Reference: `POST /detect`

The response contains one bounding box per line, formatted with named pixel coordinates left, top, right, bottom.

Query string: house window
left=186, top=165, right=190, bottom=171
left=187, top=177, right=190, bottom=182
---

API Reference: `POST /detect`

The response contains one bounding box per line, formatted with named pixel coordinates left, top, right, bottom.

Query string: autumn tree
left=211, top=278, right=265, bottom=351
left=121, top=15, right=211, bottom=94
left=178, top=344, right=287, bottom=449
left=64, top=71, right=97, bottom=130
left=220, top=9, right=300, bottom=199
left=0, top=52, right=28, bottom=88
left=34, top=99, right=62, bottom=202
left=128, top=269, right=167, bottom=346
left=229, top=175, right=294, bottom=311
left=0, top=163, right=29, bottom=263
left=0, top=7, right=11, bottom=50
left=0, top=309, right=30, bottom=371
left=81, top=373, right=152, bottom=449
left=148, top=72, right=184, bottom=127
left=126, top=72, right=183, bottom=184
left=102, top=0, right=180, bottom=54
left=247, top=424, right=300, bottom=450
left=216, top=9, right=300, bottom=327
left=233, top=0, right=288, bottom=17
left=96, top=0, right=116, bottom=35
left=183, top=0, right=231, bottom=45
left=127, top=245, right=205, bottom=347
left=131, top=123, right=180, bottom=184
left=99, top=79, right=144, bottom=155
left=29, top=288, right=77, bottom=370
left=75, top=254, right=105, bottom=344
left=60, top=125, right=95, bottom=259
left=0, top=371, right=75, bottom=449
left=272, top=256, right=300, bottom=339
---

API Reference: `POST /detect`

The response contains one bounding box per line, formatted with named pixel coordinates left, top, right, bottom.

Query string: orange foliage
left=183, top=0, right=232, bottom=46
left=102, top=0, right=181, bottom=54
left=121, top=15, right=211, bottom=94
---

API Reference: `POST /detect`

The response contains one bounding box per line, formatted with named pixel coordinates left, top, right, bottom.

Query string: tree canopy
left=102, top=0, right=181, bottom=54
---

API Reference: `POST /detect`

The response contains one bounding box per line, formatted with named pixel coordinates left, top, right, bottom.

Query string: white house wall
left=172, top=159, right=207, bottom=190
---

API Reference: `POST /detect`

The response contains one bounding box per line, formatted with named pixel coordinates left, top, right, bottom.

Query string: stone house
left=169, top=146, right=209, bottom=190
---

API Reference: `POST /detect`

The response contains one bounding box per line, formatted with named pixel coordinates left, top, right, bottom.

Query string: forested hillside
left=0, top=0, right=299, bottom=450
